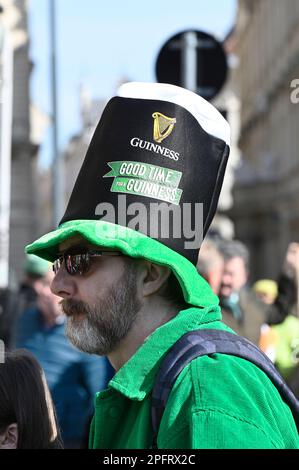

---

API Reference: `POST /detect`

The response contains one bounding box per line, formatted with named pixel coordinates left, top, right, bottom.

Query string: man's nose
left=222, top=273, right=231, bottom=284
left=50, top=267, right=77, bottom=299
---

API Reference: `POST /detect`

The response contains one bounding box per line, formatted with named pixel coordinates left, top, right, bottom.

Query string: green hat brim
left=25, top=219, right=218, bottom=308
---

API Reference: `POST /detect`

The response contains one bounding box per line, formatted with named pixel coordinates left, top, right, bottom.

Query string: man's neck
left=108, top=298, right=179, bottom=372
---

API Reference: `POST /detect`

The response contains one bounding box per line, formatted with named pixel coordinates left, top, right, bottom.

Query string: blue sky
left=29, top=0, right=237, bottom=167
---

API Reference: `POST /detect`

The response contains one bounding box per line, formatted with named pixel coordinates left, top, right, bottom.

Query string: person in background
left=0, top=288, right=17, bottom=350
left=16, top=268, right=113, bottom=448
left=259, top=242, right=299, bottom=398
left=0, top=255, right=49, bottom=350
left=18, top=254, right=51, bottom=308
left=196, top=238, right=224, bottom=295
left=218, top=239, right=267, bottom=345
left=253, top=279, right=278, bottom=305
left=0, top=349, right=63, bottom=449
left=266, top=242, right=299, bottom=325
left=3, top=255, right=51, bottom=350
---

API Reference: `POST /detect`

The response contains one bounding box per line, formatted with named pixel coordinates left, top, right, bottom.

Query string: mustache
left=60, top=299, right=90, bottom=316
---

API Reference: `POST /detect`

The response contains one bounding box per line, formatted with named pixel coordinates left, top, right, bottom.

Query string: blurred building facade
left=0, top=0, right=40, bottom=286
left=64, top=87, right=106, bottom=204
left=0, top=0, right=14, bottom=288
left=231, top=0, right=299, bottom=279
left=212, top=26, right=240, bottom=241
left=37, top=87, right=107, bottom=235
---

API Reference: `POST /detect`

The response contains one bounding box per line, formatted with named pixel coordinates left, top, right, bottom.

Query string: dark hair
left=218, top=239, right=250, bottom=271
left=159, top=271, right=189, bottom=309
left=124, top=256, right=189, bottom=310
left=25, top=272, right=45, bottom=282
left=0, top=350, right=63, bottom=449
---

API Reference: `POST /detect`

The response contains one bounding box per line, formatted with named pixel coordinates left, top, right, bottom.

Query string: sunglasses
left=52, top=250, right=122, bottom=276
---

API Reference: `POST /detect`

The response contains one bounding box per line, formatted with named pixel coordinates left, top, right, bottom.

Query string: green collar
left=108, top=306, right=222, bottom=401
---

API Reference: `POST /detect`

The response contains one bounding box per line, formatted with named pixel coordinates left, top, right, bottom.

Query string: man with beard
left=26, top=82, right=299, bottom=448
left=59, top=238, right=144, bottom=361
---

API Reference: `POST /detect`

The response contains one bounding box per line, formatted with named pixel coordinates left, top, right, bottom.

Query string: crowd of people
left=197, top=238, right=299, bottom=398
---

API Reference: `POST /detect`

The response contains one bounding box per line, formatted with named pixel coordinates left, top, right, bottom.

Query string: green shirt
left=89, top=307, right=299, bottom=449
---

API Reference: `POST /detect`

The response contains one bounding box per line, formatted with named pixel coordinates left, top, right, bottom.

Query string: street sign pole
left=182, top=31, right=197, bottom=92
left=50, top=0, right=64, bottom=227
left=156, top=30, right=228, bottom=101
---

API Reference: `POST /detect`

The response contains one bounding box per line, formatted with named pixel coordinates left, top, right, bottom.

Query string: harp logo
left=152, top=112, right=176, bottom=143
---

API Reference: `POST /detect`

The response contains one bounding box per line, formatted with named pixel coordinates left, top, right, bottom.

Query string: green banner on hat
left=104, top=161, right=182, bottom=188
left=110, top=177, right=183, bottom=205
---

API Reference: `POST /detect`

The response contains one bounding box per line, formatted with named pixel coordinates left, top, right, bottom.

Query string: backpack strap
left=151, top=328, right=299, bottom=448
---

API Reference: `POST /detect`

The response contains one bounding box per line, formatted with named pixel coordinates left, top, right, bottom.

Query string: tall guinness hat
left=26, top=82, right=230, bottom=307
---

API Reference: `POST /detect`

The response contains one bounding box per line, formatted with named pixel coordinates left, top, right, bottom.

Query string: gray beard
left=61, top=265, right=141, bottom=356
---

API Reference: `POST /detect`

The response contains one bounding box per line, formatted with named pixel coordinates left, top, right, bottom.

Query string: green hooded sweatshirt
left=89, top=306, right=299, bottom=449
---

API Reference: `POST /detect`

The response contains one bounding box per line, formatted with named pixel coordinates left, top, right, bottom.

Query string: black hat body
left=60, top=83, right=230, bottom=265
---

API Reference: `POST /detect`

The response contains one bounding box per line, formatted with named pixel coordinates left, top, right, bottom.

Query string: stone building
left=64, top=87, right=107, bottom=203
left=212, top=25, right=240, bottom=240
left=37, top=87, right=107, bottom=237
left=0, top=0, right=15, bottom=287
left=0, top=0, right=40, bottom=286
left=231, top=0, right=299, bottom=279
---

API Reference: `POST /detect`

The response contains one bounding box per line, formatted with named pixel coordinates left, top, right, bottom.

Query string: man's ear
left=0, top=423, right=18, bottom=449
left=141, top=261, right=171, bottom=297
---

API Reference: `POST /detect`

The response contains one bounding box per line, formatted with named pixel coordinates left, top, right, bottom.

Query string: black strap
left=151, top=329, right=299, bottom=448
